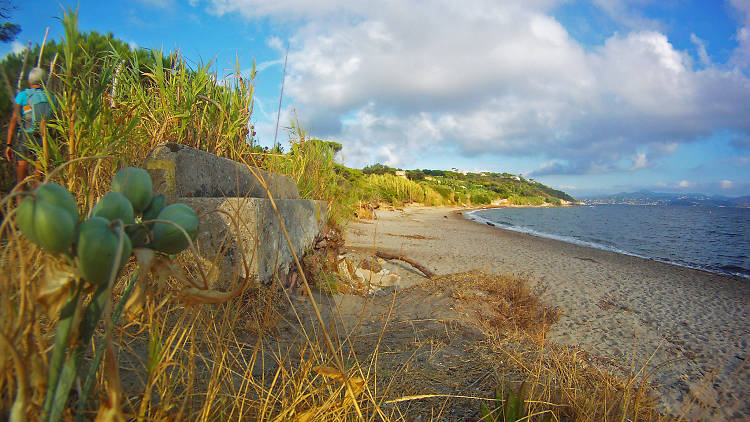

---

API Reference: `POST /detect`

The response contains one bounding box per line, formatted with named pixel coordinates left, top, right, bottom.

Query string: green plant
left=480, top=382, right=552, bottom=422
left=6, top=166, right=200, bottom=421
left=317, top=269, right=340, bottom=294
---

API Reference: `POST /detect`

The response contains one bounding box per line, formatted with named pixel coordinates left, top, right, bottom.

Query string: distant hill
left=584, top=191, right=750, bottom=207
left=351, top=164, right=577, bottom=206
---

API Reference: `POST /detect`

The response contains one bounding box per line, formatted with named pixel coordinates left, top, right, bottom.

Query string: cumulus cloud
left=720, top=179, right=733, bottom=189
left=205, top=0, right=750, bottom=172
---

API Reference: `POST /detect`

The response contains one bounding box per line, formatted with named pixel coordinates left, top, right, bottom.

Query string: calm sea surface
left=467, top=205, right=750, bottom=279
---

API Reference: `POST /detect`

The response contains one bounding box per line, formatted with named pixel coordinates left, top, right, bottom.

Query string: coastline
left=343, top=206, right=750, bottom=420
left=463, top=206, right=750, bottom=280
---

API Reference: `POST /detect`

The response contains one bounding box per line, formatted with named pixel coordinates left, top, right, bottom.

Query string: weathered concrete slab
left=182, top=197, right=327, bottom=286
left=144, top=142, right=299, bottom=202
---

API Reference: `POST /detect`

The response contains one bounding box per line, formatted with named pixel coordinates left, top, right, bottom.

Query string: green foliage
left=364, top=173, right=425, bottom=205
left=480, top=382, right=553, bottom=422
left=362, top=162, right=398, bottom=175
left=406, top=169, right=425, bottom=180
left=10, top=166, right=200, bottom=421
left=0, top=21, right=19, bottom=42
left=317, top=270, right=340, bottom=295
left=470, top=191, right=492, bottom=205
left=430, top=184, right=454, bottom=201
left=267, top=119, right=356, bottom=226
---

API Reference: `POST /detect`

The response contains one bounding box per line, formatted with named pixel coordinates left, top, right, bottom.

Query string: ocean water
left=467, top=204, right=750, bottom=279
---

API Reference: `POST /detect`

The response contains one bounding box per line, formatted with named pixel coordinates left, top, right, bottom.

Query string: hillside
left=334, top=162, right=577, bottom=208
left=584, top=191, right=750, bottom=207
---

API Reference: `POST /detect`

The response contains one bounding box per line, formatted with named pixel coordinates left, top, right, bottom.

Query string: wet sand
left=343, top=206, right=750, bottom=420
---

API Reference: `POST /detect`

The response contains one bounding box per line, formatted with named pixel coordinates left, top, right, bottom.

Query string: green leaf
left=42, top=285, right=81, bottom=420
left=480, top=403, right=492, bottom=421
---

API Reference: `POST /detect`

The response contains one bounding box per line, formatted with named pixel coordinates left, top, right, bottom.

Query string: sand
left=343, top=205, right=750, bottom=420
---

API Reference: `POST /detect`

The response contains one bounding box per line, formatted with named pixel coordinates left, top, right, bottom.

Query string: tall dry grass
left=0, top=7, right=379, bottom=421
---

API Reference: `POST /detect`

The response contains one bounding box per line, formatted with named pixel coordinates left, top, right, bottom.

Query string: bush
left=365, top=173, right=425, bottom=204
left=430, top=185, right=454, bottom=201
left=470, top=192, right=491, bottom=205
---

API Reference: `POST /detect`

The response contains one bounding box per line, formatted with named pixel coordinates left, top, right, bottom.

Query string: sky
left=3, top=0, right=750, bottom=197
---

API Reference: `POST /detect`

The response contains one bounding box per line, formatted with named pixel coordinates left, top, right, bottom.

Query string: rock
left=358, top=258, right=382, bottom=273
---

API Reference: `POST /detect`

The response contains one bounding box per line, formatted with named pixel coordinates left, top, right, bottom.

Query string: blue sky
left=4, top=0, right=750, bottom=197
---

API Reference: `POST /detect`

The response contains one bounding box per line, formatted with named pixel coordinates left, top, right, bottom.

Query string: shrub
left=470, top=192, right=491, bottom=205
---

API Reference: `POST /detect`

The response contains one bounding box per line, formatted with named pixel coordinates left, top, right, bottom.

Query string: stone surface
left=144, top=142, right=300, bottom=202
left=182, top=197, right=328, bottom=286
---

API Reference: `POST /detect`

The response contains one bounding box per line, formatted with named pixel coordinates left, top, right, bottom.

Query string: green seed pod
left=34, top=183, right=79, bottom=222
left=16, top=195, right=77, bottom=253
left=125, top=223, right=149, bottom=248
left=111, top=167, right=153, bottom=212
left=150, top=203, right=199, bottom=254
left=16, top=196, right=40, bottom=245
left=142, top=193, right=166, bottom=221
left=91, top=192, right=135, bottom=224
left=77, top=216, right=132, bottom=286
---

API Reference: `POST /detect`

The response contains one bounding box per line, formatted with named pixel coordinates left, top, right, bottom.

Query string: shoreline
left=462, top=207, right=750, bottom=281
left=343, top=206, right=750, bottom=420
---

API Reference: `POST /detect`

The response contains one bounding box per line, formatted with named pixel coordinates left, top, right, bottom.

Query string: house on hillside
left=395, top=170, right=407, bottom=179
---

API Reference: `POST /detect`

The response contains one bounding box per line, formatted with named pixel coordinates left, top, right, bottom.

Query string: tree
left=0, top=1, right=19, bottom=43
left=362, top=163, right=395, bottom=175
left=406, top=169, right=425, bottom=180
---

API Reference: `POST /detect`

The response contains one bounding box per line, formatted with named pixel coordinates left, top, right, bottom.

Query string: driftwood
left=374, top=251, right=436, bottom=279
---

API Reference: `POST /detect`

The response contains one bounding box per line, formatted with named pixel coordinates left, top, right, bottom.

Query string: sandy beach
left=343, top=206, right=750, bottom=420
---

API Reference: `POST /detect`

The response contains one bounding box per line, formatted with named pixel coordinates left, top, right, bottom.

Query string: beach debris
left=337, top=256, right=401, bottom=295
left=358, top=257, right=382, bottom=273
left=374, top=250, right=436, bottom=278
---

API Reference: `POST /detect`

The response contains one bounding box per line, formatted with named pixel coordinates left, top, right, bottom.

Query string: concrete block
left=144, top=142, right=300, bottom=202
left=182, top=197, right=328, bottom=286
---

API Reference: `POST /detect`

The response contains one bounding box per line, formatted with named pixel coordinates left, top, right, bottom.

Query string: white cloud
left=720, top=179, right=733, bottom=189
left=205, top=0, right=750, bottom=171
left=690, top=33, right=711, bottom=67
left=678, top=180, right=694, bottom=188
left=631, top=151, right=648, bottom=170
left=590, top=0, right=663, bottom=31
left=135, top=0, right=174, bottom=7
left=10, top=41, right=25, bottom=55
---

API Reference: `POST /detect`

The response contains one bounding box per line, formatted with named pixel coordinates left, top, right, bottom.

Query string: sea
left=466, top=204, right=750, bottom=279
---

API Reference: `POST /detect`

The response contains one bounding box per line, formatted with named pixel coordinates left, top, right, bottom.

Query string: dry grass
left=424, top=270, right=681, bottom=422
left=430, top=270, right=561, bottom=339
left=1, top=201, right=689, bottom=421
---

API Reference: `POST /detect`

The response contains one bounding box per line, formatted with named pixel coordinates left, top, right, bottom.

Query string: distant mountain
left=584, top=191, right=750, bottom=207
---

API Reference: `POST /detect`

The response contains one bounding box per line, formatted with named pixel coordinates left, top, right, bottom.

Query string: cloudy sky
left=4, top=0, right=750, bottom=196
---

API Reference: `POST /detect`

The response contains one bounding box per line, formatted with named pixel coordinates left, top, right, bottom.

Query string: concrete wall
left=183, top=198, right=327, bottom=286
left=144, top=142, right=300, bottom=202
left=142, top=143, right=328, bottom=287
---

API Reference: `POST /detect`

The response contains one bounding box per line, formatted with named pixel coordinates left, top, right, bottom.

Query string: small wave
left=463, top=210, right=750, bottom=280
left=465, top=210, right=641, bottom=257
